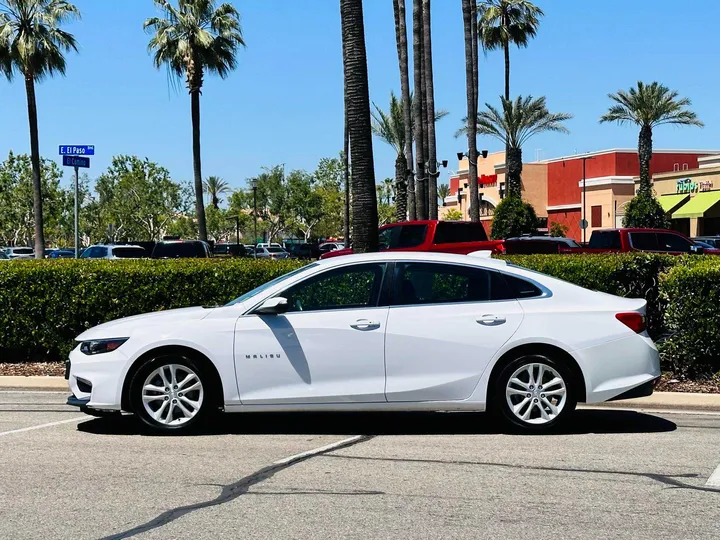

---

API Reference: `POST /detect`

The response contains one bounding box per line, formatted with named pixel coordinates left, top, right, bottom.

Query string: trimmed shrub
left=660, top=260, right=720, bottom=377
left=490, top=196, right=538, bottom=239
left=0, top=258, right=305, bottom=361
left=623, top=192, right=670, bottom=229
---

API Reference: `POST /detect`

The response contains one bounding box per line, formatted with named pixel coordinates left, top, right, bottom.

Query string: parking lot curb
left=0, top=376, right=67, bottom=390
left=587, top=391, right=720, bottom=412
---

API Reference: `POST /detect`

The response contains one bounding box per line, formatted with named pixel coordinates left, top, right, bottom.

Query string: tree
left=231, top=166, right=291, bottom=242
left=145, top=0, right=245, bottom=242
left=548, top=222, right=568, bottom=238
left=437, top=183, right=450, bottom=204
left=94, top=156, right=189, bottom=241
left=443, top=208, right=463, bottom=220
left=0, top=0, right=80, bottom=258
left=460, top=95, right=571, bottom=198
left=203, top=176, right=230, bottom=209
left=600, top=81, right=703, bottom=197
left=422, top=0, right=440, bottom=219
left=392, top=0, right=414, bottom=220
left=340, top=0, right=378, bottom=252
left=490, top=196, right=537, bottom=239
left=478, top=0, right=544, bottom=101
left=314, top=156, right=346, bottom=239
left=461, top=0, right=480, bottom=221
left=371, top=92, right=447, bottom=221
left=412, top=0, right=426, bottom=220
left=287, top=170, right=324, bottom=241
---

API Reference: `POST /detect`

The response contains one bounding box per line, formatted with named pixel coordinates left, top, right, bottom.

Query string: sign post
left=61, top=150, right=92, bottom=258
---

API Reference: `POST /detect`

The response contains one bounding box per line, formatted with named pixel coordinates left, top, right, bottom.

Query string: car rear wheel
left=494, top=354, right=576, bottom=433
left=129, top=354, right=211, bottom=433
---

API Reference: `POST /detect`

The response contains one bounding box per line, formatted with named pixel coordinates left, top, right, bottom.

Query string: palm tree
left=145, top=0, right=245, bottom=243
left=422, top=0, right=440, bottom=220
left=203, top=176, right=230, bottom=209
left=462, top=95, right=572, bottom=198
left=0, top=0, right=80, bottom=258
left=371, top=92, right=447, bottom=222
left=437, top=183, right=450, bottom=205
left=392, top=0, right=414, bottom=220
left=478, top=0, right=544, bottom=101
left=340, top=0, right=378, bottom=252
left=412, top=0, right=426, bottom=220
left=461, top=0, right=479, bottom=221
left=600, top=81, right=703, bottom=196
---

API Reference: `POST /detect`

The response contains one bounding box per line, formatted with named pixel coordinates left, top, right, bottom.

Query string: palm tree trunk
left=343, top=109, right=351, bottom=247
left=423, top=0, right=438, bottom=220
left=507, top=146, right=523, bottom=198
left=190, top=89, right=208, bottom=242
left=638, top=125, right=653, bottom=195
left=471, top=0, right=479, bottom=110
left=340, top=0, right=378, bottom=253
left=420, top=43, right=430, bottom=219
left=412, top=0, right=426, bottom=221
left=503, top=41, right=510, bottom=101
left=395, top=154, right=407, bottom=220
left=24, top=74, right=45, bottom=258
left=462, top=0, right=479, bottom=221
left=394, top=0, right=415, bottom=221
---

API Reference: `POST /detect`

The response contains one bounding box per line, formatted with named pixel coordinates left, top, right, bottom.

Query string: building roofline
left=538, top=148, right=720, bottom=164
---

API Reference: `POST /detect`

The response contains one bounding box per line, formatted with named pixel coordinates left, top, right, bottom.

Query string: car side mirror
left=255, top=297, right=289, bottom=315
left=691, top=245, right=705, bottom=254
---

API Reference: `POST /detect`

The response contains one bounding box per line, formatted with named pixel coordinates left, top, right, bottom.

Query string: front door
left=235, top=262, right=389, bottom=404
left=384, top=262, right=523, bottom=402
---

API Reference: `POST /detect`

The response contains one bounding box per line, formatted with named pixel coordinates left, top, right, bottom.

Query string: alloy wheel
left=141, top=364, right=204, bottom=426
left=505, top=362, right=567, bottom=425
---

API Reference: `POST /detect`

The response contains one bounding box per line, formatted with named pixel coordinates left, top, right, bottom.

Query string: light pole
left=250, top=178, right=258, bottom=258
left=580, top=155, right=595, bottom=245
left=74, top=165, right=79, bottom=259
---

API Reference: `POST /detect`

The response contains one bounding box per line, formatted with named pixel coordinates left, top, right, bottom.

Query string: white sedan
left=66, top=251, right=660, bottom=434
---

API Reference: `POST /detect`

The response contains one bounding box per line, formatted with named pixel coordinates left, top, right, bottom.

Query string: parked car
left=81, top=244, right=149, bottom=259
left=47, top=249, right=75, bottom=259
left=151, top=240, right=212, bottom=259
left=253, top=246, right=290, bottom=259
left=505, top=236, right=582, bottom=255
left=67, top=251, right=660, bottom=434
left=563, top=228, right=719, bottom=255
left=286, top=243, right=320, bottom=259
left=692, top=236, right=720, bottom=249
left=322, top=220, right=504, bottom=259
left=319, top=242, right=344, bottom=256
left=257, top=242, right=283, bottom=249
left=213, top=243, right=247, bottom=257
left=5, top=247, right=34, bottom=259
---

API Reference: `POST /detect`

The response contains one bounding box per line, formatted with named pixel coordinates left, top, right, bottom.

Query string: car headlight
left=80, top=338, right=128, bottom=355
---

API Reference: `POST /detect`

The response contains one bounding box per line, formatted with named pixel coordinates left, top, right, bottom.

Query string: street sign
left=579, top=219, right=588, bottom=230
left=59, top=145, right=95, bottom=156
left=63, top=155, right=90, bottom=168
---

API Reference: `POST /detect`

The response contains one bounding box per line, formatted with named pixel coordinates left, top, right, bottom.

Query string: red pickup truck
left=561, top=228, right=720, bottom=255
left=321, top=220, right=505, bottom=259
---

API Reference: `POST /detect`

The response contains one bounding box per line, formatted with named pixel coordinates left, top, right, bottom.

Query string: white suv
left=80, top=245, right=148, bottom=259
left=5, top=247, right=34, bottom=259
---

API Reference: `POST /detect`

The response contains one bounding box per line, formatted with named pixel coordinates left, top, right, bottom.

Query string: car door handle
left=350, top=319, right=381, bottom=331
left=477, top=315, right=506, bottom=326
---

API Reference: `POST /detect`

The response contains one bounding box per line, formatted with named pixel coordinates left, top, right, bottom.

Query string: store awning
left=659, top=194, right=689, bottom=214
left=672, top=191, right=720, bottom=219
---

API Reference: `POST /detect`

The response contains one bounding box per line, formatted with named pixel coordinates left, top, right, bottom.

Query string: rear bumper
left=607, top=376, right=660, bottom=401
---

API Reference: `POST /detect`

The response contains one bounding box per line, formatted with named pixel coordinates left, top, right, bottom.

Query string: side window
left=434, top=222, right=488, bottom=244
left=589, top=231, right=621, bottom=249
left=502, top=274, right=543, bottom=299
left=282, top=263, right=386, bottom=313
left=97, top=247, right=108, bottom=258
left=629, top=232, right=659, bottom=251
left=657, top=232, right=692, bottom=253
left=393, top=263, right=513, bottom=306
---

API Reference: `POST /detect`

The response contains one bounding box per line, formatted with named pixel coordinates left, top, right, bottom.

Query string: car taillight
left=616, top=312, right=646, bottom=333
left=494, top=242, right=506, bottom=254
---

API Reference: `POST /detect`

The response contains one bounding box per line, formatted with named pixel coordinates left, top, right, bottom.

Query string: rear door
left=384, top=261, right=523, bottom=402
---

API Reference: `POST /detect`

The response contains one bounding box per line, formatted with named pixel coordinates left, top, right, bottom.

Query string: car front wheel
left=494, top=354, right=576, bottom=433
left=130, top=354, right=210, bottom=433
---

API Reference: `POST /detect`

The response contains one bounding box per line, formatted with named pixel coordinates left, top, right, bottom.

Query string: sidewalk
left=1, top=376, right=720, bottom=412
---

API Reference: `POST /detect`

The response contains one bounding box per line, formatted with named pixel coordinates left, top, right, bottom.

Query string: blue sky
left=2, top=0, right=720, bottom=193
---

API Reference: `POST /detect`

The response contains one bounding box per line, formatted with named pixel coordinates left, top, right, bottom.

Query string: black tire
left=129, top=353, right=214, bottom=434
left=493, top=354, right=577, bottom=433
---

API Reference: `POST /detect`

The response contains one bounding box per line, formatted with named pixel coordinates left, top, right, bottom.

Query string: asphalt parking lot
left=1, top=391, right=719, bottom=540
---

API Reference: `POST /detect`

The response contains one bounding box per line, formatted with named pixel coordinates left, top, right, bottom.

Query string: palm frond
left=478, top=0, right=544, bottom=51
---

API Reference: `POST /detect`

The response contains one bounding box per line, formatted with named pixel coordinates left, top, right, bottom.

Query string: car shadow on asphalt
left=77, top=408, right=676, bottom=437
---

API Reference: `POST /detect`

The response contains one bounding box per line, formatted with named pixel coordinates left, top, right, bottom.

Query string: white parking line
left=273, top=435, right=366, bottom=466
left=706, top=464, right=720, bottom=487
left=0, top=416, right=88, bottom=438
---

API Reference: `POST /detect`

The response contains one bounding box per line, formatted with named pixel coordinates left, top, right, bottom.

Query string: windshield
left=0, top=252, right=8, bottom=259
left=226, top=263, right=318, bottom=306
left=113, top=247, right=147, bottom=258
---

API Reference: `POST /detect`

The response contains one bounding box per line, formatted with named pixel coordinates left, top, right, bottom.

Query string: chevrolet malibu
left=67, top=252, right=660, bottom=434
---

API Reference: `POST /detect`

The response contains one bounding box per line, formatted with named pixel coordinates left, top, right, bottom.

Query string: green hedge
left=660, top=260, right=720, bottom=377
left=0, top=259, right=304, bottom=360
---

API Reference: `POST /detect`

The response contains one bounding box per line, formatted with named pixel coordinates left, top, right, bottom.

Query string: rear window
left=629, top=232, right=659, bottom=251
left=267, top=247, right=285, bottom=253
left=379, top=224, right=427, bottom=250
left=588, top=231, right=621, bottom=249
left=113, top=247, right=147, bottom=258
left=152, top=242, right=206, bottom=258
left=11, top=248, right=33, bottom=255
left=433, top=222, right=489, bottom=244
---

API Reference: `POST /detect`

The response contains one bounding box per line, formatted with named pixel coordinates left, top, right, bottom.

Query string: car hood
left=76, top=306, right=212, bottom=341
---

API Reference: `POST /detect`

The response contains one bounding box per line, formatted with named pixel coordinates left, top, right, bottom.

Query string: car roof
left=593, top=228, right=680, bottom=233
left=315, top=250, right=508, bottom=269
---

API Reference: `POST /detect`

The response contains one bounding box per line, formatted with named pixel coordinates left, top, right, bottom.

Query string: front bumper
left=66, top=343, right=130, bottom=411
